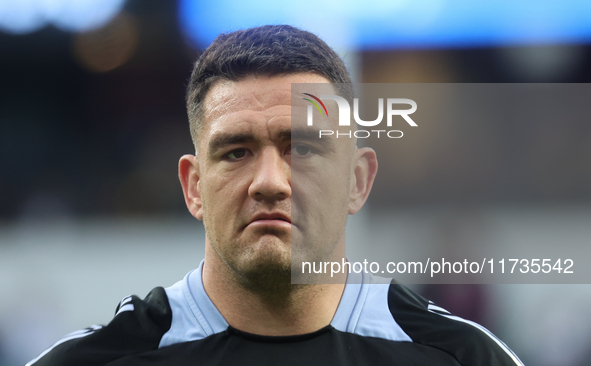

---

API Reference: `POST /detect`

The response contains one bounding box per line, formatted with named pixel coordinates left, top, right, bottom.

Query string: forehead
left=204, top=73, right=331, bottom=118
left=200, top=74, right=334, bottom=147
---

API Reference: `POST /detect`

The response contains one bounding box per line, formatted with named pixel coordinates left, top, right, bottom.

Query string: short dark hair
left=186, top=25, right=353, bottom=148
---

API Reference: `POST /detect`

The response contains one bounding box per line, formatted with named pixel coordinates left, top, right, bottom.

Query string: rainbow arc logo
left=302, top=93, right=329, bottom=117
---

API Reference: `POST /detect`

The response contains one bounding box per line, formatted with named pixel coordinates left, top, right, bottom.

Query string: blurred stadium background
left=1, top=0, right=591, bottom=365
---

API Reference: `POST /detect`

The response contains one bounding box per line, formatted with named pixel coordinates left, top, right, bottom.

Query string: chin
left=234, top=241, right=292, bottom=294
left=242, top=229, right=290, bottom=264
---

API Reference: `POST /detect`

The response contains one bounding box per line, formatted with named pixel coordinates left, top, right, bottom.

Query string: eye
left=225, top=148, right=248, bottom=160
left=291, top=144, right=313, bottom=157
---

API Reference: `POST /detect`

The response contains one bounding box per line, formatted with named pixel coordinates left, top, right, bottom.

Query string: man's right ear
left=179, top=155, right=203, bottom=220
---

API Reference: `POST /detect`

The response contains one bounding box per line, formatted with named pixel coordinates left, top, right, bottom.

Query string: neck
left=202, top=244, right=346, bottom=336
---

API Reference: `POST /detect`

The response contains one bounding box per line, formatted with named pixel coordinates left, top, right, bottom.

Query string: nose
left=248, top=147, right=291, bottom=201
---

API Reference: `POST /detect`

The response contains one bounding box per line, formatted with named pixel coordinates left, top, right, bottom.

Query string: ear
left=348, top=147, right=378, bottom=215
left=179, top=154, right=204, bottom=220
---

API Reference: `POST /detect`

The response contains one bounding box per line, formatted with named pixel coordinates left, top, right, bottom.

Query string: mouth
left=247, top=212, right=292, bottom=228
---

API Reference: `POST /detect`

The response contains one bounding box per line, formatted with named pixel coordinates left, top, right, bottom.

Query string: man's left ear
left=348, top=147, right=378, bottom=215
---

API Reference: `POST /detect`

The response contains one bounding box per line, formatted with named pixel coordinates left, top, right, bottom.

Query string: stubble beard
left=207, top=222, right=298, bottom=302
left=290, top=223, right=346, bottom=285
left=202, top=198, right=348, bottom=302
left=234, top=227, right=293, bottom=298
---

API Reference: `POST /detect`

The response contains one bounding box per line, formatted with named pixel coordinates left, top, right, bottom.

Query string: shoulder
left=26, top=287, right=173, bottom=366
left=386, top=282, right=523, bottom=366
left=158, top=266, right=229, bottom=347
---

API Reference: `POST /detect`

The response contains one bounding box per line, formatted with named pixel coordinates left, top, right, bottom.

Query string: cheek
left=201, top=173, right=247, bottom=216
left=295, top=176, right=350, bottom=222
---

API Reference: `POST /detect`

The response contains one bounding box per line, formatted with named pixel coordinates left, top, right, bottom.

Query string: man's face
left=190, top=74, right=358, bottom=287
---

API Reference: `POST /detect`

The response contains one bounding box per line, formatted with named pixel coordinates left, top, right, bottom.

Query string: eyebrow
left=208, top=133, right=256, bottom=156
left=289, top=128, right=315, bottom=141
left=290, top=128, right=334, bottom=150
left=208, top=128, right=333, bottom=156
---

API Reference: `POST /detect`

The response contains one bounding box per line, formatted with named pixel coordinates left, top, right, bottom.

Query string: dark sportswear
left=27, top=260, right=523, bottom=366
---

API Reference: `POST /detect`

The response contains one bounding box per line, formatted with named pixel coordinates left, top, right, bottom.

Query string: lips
left=249, top=212, right=291, bottom=224
left=243, top=212, right=293, bottom=231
